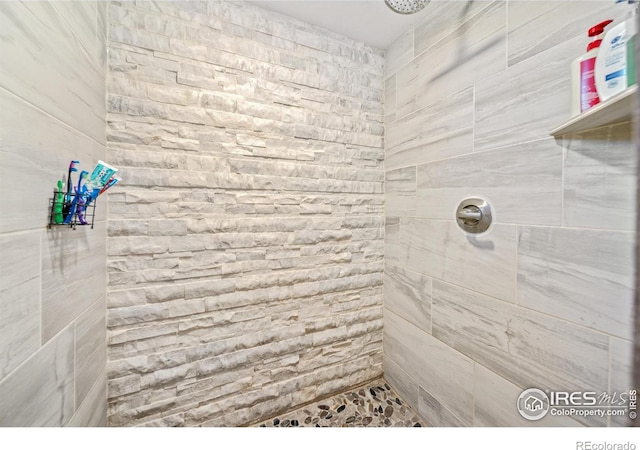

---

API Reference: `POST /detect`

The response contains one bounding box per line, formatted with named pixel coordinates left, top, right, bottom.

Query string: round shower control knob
left=455, top=198, right=492, bottom=234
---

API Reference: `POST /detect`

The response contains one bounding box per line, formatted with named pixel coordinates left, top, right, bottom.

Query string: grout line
left=38, top=230, right=43, bottom=349
left=607, top=336, right=613, bottom=427
left=386, top=135, right=554, bottom=173
left=429, top=275, right=433, bottom=335
left=472, top=84, right=476, bottom=153
left=73, top=321, right=78, bottom=413
left=561, top=137, right=566, bottom=228
left=377, top=214, right=634, bottom=234
left=447, top=277, right=623, bottom=340
left=0, top=86, right=105, bottom=149
left=505, top=0, right=509, bottom=69
left=514, top=224, right=519, bottom=306
left=472, top=361, right=476, bottom=427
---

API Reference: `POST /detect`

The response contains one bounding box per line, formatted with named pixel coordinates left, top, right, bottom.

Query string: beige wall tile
left=386, top=87, right=473, bottom=170
left=0, top=232, right=41, bottom=379
left=518, top=226, right=634, bottom=340
left=384, top=265, right=431, bottom=334
left=508, top=1, right=628, bottom=67
left=418, top=385, right=467, bottom=426
left=0, top=1, right=105, bottom=141
left=382, top=355, right=419, bottom=412
left=0, top=327, right=75, bottom=426
left=384, top=308, right=474, bottom=424
left=609, top=338, right=633, bottom=426
left=474, top=36, right=576, bottom=152
left=416, top=138, right=562, bottom=225
left=432, top=281, right=610, bottom=397
left=385, top=27, right=413, bottom=78
left=563, top=124, right=636, bottom=231
left=0, top=91, right=102, bottom=234
left=414, top=0, right=496, bottom=57
left=474, top=364, right=582, bottom=427
left=385, top=166, right=416, bottom=217
left=397, top=1, right=505, bottom=118
left=402, top=219, right=517, bottom=302
left=42, top=222, right=107, bottom=342
left=76, top=296, right=107, bottom=408
left=67, top=373, right=107, bottom=427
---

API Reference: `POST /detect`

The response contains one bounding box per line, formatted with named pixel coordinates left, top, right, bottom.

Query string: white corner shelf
left=550, top=85, right=637, bottom=136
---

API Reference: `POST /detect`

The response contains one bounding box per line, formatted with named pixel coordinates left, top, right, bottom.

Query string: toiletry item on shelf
left=572, top=20, right=613, bottom=115
left=86, top=160, right=118, bottom=202
left=596, top=1, right=638, bottom=100
left=625, top=1, right=637, bottom=86
left=53, top=180, right=64, bottom=224
left=628, top=17, right=637, bottom=86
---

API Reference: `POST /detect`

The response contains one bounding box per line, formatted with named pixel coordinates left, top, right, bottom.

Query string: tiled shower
left=0, top=0, right=635, bottom=429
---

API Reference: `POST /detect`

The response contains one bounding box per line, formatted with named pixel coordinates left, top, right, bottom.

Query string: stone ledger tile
left=0, top=231, right=41, bottom=380
left=517, top=226, right=634, bottom=340
left=0, top=326, right=75, bottom=426
left=416, top=138, right=562, bottom=226
left=384, top=308, right=474, bottom=424
left=105, top=0, right=385, bottom=427
left=401, top=219, right=517, bottom=303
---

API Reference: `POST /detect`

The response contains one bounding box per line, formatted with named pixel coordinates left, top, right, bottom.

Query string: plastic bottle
left=571, top=20, right=613, bottom=115
left=595, top=1, right=638, bottom=100
left=625, top=2, right=637, bottom=86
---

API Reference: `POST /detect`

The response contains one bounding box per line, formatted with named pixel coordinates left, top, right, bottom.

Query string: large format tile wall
left=0, top=1, right=108, bottom=426
left=106, top=1, right=385, bottom=426
left=384, top=0, right=636, bottom=426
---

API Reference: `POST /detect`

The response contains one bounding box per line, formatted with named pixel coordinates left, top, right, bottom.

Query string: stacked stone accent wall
left=106, top=0, right=385, bottom=426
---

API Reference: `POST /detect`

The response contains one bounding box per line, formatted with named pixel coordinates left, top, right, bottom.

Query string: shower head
left=384, top=0, right=429, bottom=15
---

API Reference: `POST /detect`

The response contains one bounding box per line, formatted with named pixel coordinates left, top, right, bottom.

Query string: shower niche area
left=0, top=0, right=635, bottom=428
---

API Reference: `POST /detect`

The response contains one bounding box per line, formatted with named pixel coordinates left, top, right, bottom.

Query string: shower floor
left=255, top=378, right=423, bottom=427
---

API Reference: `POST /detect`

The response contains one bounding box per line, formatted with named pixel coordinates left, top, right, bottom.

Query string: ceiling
left=246, top=0, right=432, bottom=49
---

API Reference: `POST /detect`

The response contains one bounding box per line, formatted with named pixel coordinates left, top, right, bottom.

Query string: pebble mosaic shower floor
left=254, top=378, right=423, bottom=427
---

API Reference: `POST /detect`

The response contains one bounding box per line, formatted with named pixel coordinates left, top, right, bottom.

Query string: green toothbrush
left=54, top=180, right=64, bottom=224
